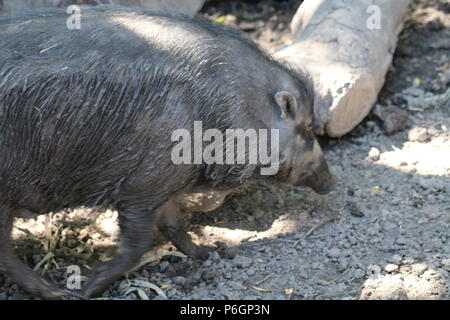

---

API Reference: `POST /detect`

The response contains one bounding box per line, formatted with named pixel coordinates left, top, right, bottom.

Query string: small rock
left=417, top=217, right=429, bottom=224
left=311, top=262, right=322, bottom=270
left=367, top=265, right=382, bottom=277
left=327, top=247, right=341, bottom=259
left=223, top=247, right=237, bottom=260
left=338, top=259, right=349, bottom=272
left=396, top=237, right=410, bottom=245
left=402, top=257, right=415, bottom=265
left=228, top=281, right=246, bottom=291
left=203, top=260, right=212, bottom=267
left=384, top=264, right=399, bottom=273
left=201, top=270, right=216, bottom=281
left=191, top=293, right=199, bottom=300
left=441, top=258, right=450, bottom=270
left=373, top=104, right=409, bottom=135
left=167, top=288, right=178, bottom=298
left=252, top=210, right=264, bottom=219
left=391, top=197, right=401, bottom=205
left=209, top=251, right=221, bottom=261
left=367, top=147, right=380, bottom=161
left=411, top=263, right=428, bottom=276
left=232, top=255, right=253, bottom=268
left=348, top=202, right=365, bottom=217
left=417, top=177, right=432, bottom=190
left=159, top=261, right=170, bottom=273
left=246, top=268, right=256, bottom=276
left=367, top=225, right=380, bottom=236
left=353, top=269, right=366, bottom=279
left=173, top=276, right=186, bottom=286
left=403, top=87, right=433, bottom=110
left=408, top=127, right=429, bottom=142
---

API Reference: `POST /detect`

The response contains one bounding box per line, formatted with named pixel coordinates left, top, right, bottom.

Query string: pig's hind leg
left=82, top=202, right=158, bottom=298
left=157, top=200, right=213, bottom=260
left=0, top=206, right=65, bottom=299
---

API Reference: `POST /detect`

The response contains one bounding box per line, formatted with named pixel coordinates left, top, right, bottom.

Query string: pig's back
left=0, top=7, right=253, bottom=211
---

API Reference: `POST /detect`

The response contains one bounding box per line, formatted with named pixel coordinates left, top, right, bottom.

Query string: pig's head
left=262, top=67, right=339, bottom=195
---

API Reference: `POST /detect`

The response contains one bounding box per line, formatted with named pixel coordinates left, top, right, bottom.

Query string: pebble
left=209, top=251, right=221, bottom=261
left=252, top=210, right=264, bottom=219
left=373, top=104, right=409, bottom=135
left=203, top=260, right=212, bottom=267
left=402, top=257, right=415, bottom=265
left=338, top=259, right=349, bottom=272
left=202, top=270, right=216, bottom=281
left=311, top=262, right=322, bottom=270
left=159, top=261, right=170, bottom=273
left=353, top=269, right=366, bottom=279
left=327, top=247, right=342, bottom=258
left=441, top=259, right=450, bottom=270
left=367, top=147, right=380, bottom=161
left=384, top=264, right=399, bottom=273
left=411, top=263, right=428, bottom=276
left=348, top=202, right=365, bottom=217
left=417, top=217, right=429, bottom=224
left=173, top=276, right=186, bottom=286
left=367, top=265, right=382, bottom=276
left=228, top=281, right=246, bottom=291
left=232, top=256, right=253, bottom=268
left=408, top=127, right=429, bottom=142
left=396, top=237, right=411, bottom=245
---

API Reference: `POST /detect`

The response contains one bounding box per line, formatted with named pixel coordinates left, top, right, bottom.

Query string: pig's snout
left=295, top=157, right=339, bottom=195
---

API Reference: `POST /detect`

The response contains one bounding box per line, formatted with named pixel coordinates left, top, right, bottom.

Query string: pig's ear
left=275, top=91, right=298, bottom=121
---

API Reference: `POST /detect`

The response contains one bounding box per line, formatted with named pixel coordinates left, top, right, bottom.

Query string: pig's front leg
left=83, top=203, right=158, bottom=298
left=157, top=199, right=213, bottom=260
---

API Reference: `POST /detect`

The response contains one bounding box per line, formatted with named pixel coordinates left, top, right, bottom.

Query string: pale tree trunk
left=275, top=0, right=412, bottom=137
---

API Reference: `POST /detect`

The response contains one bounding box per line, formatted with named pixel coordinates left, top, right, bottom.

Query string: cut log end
left=326, top=86, right=377, bottom=138
left=276, top=0, right=412, bottom=137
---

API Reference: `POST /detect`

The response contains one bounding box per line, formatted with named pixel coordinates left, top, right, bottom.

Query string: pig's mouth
left=312, top=178, right=339, bottom=195
left=296, top=171, right=339, bottom=195
left=294, top=160, right=339, bottom=195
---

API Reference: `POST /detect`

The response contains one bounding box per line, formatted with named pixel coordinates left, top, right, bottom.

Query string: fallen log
left=275, top=0, right=412, bottom=137
left=0, top=0, right=205, bottom=16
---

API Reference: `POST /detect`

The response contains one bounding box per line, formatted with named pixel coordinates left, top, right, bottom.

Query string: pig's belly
left=177, top=190, right=231, bottom=213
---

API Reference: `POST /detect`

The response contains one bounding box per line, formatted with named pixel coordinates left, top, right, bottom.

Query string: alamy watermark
left=66, top=265, right=82, bottom=290
left=66, top=5, right=81, bottom=30
left=171, top=121, right=280, bottom=176
left=367, top=5, right=382, bottom=30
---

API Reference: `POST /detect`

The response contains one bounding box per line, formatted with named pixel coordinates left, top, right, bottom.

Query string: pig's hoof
left=24, top=277, right=66, bottom=300
left=41, top=289, right=67, bottom=300
left=82, top=262, right=113, bottom=299
left=1, top=252, right=66, bottom=300
left=82, top=255, right=138, bottom=299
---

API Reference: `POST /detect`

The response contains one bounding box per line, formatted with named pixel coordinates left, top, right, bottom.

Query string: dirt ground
left=0, top=0, right=448, bottom=300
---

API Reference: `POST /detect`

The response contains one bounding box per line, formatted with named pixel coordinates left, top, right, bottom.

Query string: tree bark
left=275, top=0, right=412, bottom=137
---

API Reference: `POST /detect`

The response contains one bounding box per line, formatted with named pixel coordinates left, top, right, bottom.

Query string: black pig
left=0, top=7, right=337, bottom=298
